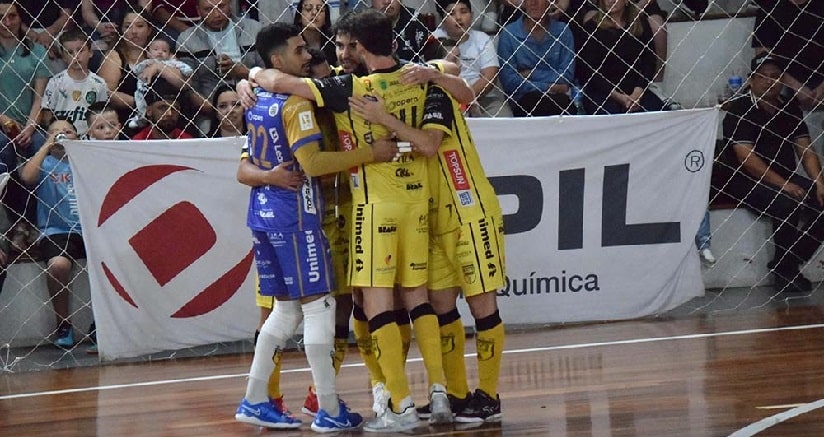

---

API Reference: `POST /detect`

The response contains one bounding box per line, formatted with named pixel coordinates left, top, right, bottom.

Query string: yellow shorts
left=350, top=202, right=429, bottom=288
left=324, top=201, right=353, bottom=296
left=429, top=213, right=506, bottom=296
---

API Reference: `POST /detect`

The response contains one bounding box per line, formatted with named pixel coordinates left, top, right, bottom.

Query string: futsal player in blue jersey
left=234, top=23, right=398, bottom=433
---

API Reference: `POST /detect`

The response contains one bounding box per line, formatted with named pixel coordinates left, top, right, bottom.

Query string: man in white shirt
left=433, top=0, right=511, bottom=117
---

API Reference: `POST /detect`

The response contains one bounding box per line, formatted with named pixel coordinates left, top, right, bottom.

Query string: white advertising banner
left=66, top=138, right=257, bottom=360
left=460, top=108, right=719, bottom=324
left=67, top=108, right=718, bottom=359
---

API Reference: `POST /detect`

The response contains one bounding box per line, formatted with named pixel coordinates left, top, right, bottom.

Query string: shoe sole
left=301, top=407, right=318, bottom=417
left=428, top=412, right=453, bottom=424
left=311, top=423, right=361, bottom=433
left=363, top=420, right=419, bottom=433
left=454, top=412, right=502, bottom=423
left=235, top=413, right=302, bottom=429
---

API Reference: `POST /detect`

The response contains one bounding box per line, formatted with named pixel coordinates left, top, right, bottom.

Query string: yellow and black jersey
left=425, top=85, right=502, bottom=234
left=304, top=62, right=450, bottom=204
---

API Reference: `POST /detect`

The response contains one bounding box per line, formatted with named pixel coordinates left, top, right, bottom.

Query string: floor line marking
left=729, top=399, right=824, bottom=437
left=3, top=322, right=824, bottom=401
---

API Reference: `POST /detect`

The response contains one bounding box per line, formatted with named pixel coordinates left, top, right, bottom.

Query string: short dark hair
left=307, top=48, right=327, bottom=67
left=256, top=23, right=303, bottom=69
left=149, top=35, right=175, bottom=52
left=85, top=102, right=117, bottom=125
left=332, top=10, right=358, bottom=37
left=350, top=10, right=393, bottom=57
left=436, top=0, right=471, bottom=15
left=211, top=84, right=237, bottom=108
left=144, top=78, right=180, bottom=106
left=58, top=28, right=90, bottom=50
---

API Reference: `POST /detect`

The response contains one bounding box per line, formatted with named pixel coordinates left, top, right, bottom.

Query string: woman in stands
left=207, top=85, right=246, bottom=138
left=97, top=4, right=154, bottom=131
left=292, top=0, right=337, bottom=66
left=576, top=0, right=666, bottom=114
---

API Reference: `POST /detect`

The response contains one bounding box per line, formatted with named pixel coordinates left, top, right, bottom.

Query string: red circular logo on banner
left=97, top=165, right=253, bottom=318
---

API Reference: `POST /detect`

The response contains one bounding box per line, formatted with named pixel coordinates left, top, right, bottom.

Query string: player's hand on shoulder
left=348, top=94, right=388, bottom=124
left=236, top=79, right=257, bottom=109
left=401, top=63, right=439, bottom=85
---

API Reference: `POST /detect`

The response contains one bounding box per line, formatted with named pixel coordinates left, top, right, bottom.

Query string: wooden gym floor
left=3, top=301, right=824, bottom=436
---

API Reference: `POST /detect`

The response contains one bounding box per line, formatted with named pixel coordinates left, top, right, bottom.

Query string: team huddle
left=233, top=10, right=506, bottom=433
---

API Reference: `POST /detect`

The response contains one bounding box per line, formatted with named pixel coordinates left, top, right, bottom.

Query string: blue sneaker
left=311, top=399, right=363, bottom=433
left=54, top=324, right=74, bottom=348
left=235, top=398, right=302, bottom=429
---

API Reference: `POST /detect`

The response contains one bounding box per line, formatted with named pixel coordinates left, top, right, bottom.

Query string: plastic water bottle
left=726, top=74, right=743, bottom=99
left=571, top=86, right=585, bottom=115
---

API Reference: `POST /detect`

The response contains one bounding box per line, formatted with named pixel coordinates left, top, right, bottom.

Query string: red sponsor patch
left=339, top=131, right=358, bottom=173
left=443, top=150, right=470, bottom=190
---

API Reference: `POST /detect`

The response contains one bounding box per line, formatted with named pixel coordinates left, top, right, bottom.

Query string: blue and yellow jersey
left=303, top=62, right=449, bottom=205
left=242, top=90, right=324, bottom=232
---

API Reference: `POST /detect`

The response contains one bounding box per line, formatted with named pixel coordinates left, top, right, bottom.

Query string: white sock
left=245, top=300, right=302, bottom=404
left=302, top=295, right=339, bottom=416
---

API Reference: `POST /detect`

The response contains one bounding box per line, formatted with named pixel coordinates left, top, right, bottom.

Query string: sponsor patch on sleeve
left=299, top=111, right=314, bottom=131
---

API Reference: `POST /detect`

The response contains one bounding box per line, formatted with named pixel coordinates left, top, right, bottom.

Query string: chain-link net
left=0, top=0, right=822, bottom=371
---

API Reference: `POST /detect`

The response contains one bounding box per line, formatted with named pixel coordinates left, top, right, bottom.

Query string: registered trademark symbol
left=684, top=150, right=705, bottom=173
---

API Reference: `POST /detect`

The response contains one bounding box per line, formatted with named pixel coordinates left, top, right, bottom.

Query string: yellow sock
left=398, top=323, right=412, bottom=362
left=410, top=305, right=446, bottom=387
left=266, top=349, right=283, bottom=399
left=476, top=312, right=505, bottom=396
left=394, top=309, right=412, bottom=362
left=333, top=336, right=348, bottom=375
left=440, top=314, right=470, bottom=398
left=353, top=305, right=384, bottom=385
left=371, top=315, right=411, bottom=411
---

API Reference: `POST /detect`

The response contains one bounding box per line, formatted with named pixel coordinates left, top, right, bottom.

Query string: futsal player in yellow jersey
left=349, top=83, right=506, bottom=424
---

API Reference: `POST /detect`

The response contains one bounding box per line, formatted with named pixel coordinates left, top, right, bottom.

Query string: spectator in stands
left=42, top=29, right=110, bottom=138
left=127, top=36, right=194, bottom=129
left=20, top=120, right=86, bottom=348
left=0, top=1, right=49, bottom=166
left=497, top=0, right=575, bottom=116
left=176, top=0, right=262, bottom=117
left=752, top=0, right=823, bottom=154
left=207, top=85, right=245, bottom=137
left=0, top=1, right=51, bottom=239
left=435, top=0, right=510, bottom=117
left=16, top=0, right=76, bottom=68
left=151, top=0, right=200, bottom=40
left=499, top=0, right=568, bottom=28
left=721, top=54, right=824, bottom=294
left=293, top=0, right=337, bottom=66
left=371, top=0, right=445, bottom=62
left=238, top=0, right=297, bottom=25
left=572, top=0, right=667, bottom=82
left=132, top=88, right=195, bottom=139
left=86, top=103, right=125, bottom=140
left=576, top=0, right=665, bottom=114
left=81, top=0, right=151, bottom=52
left=98, top=5, right=155, bottom=128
